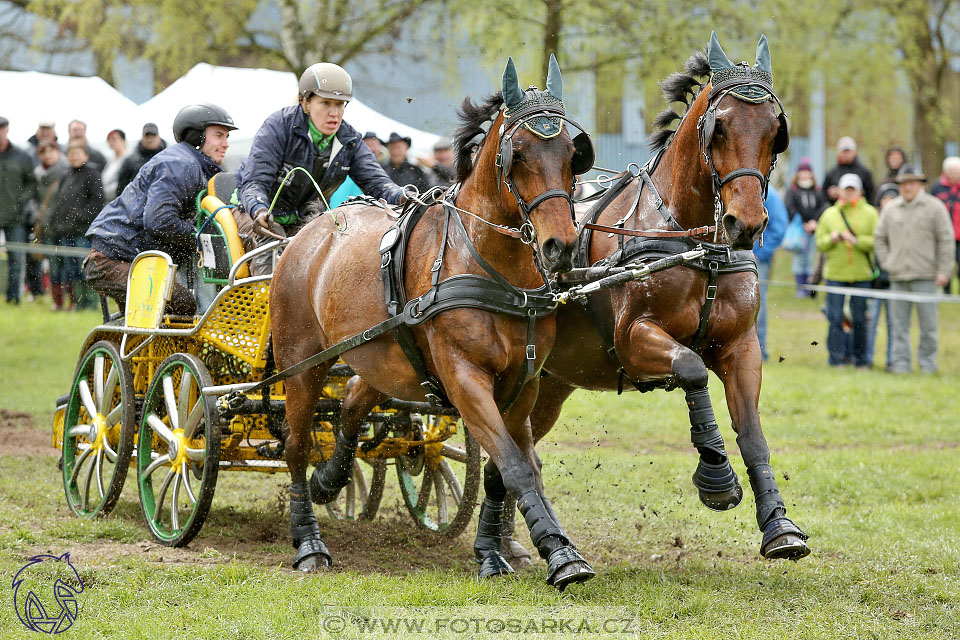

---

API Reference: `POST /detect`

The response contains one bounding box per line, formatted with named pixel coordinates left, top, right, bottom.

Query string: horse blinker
left=773, top=113, right=790, bottom=154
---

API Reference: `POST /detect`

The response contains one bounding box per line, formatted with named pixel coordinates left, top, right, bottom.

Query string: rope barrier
left=0, top=241, right=90, bottom=258
left=764, top=280, right=960, bottom=304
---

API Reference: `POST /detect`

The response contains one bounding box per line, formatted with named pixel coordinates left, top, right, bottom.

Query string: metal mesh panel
left=196, top=281, right=271, bottom=367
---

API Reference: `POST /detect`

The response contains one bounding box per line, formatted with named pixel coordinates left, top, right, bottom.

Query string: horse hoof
left=501, top=539, right=533, bottom=569
left=477, top=552, right=515, bottom=579
left=697, top=483, right=743, bottom=511
left=760, top=517, right=811, bottom=561
left=294, top=554, right=331, bottom=573
left=546, top=547, right=595, bottom=592
left=292, top=536, right=333, bottom=572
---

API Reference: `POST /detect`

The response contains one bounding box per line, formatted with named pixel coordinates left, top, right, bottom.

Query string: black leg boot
left=309, top=430, right=359, bottom=505
left=686, top=388, right=743, bottom=511
left=290, top=482, right=331, bottom=571
left=518, top=490, right=594, bottom=591
left=748, top=463, right=810, bottom=560
left=473, top=498, right=515, bottom=578
left=499, top=494, right=532, bottom=567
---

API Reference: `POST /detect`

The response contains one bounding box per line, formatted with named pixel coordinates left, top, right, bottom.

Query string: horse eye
left=713, top=120, right=723, bottom=136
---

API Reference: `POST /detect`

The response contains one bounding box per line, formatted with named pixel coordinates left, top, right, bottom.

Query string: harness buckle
left=706, top=285, right=718, bottom=300
left=420, top=381, right=444, bottom=407
left=380, top=252, right=391, bottom=268
left=519, top=222, right=536, bottom=245
left=526, top=344, right=536, bottom=360
left=431, top=258, right=443, bottom=272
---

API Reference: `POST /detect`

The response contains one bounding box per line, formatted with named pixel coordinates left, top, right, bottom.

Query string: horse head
left=474, top=55, right=591, bottom=274
left=694, top=32, right=789, bottom=249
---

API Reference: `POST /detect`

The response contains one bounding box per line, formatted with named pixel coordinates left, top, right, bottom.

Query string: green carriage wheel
left=396, top=417, right=482, bottom=537
left=324, top=458, right=387, bottom=521
left=61, top=340, right=136, bottom=518
left=137, top=353, right=220, bottom=547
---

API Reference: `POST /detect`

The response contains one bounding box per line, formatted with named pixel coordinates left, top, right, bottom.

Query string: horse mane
left=454, top=91, right=504, bottom=182
left=649, top=50, right=711, bottom=151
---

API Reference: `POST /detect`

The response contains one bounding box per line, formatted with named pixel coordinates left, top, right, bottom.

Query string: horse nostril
left=722, top=214, right=743, bottom=243
left=543, top=238, right=563, bottom=262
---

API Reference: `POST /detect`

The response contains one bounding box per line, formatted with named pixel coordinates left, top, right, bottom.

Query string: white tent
left=0, top=69, right=139, bottom=152
left=135, top=63, right=440, bottom=168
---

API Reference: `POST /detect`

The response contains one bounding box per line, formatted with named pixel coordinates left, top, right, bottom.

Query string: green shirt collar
left=307, top=119, right=335, bottom=150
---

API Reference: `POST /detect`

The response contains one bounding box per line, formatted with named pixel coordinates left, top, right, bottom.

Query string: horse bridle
left=495, top=102, right=594, bottom=239
left=697, top=77, right=790, bottom=225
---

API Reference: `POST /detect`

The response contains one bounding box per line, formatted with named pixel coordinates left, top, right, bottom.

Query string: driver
left=234, top=63, right=405, bottom=275
left=83, top=103, right=237, bottom=316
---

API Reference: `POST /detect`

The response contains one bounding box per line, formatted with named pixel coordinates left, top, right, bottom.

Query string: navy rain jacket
left=86, top=142, right=221, bottom=263
left=236, top=105, right=403, bottom=221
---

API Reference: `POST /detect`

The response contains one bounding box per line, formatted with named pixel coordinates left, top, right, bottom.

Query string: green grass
left=1, top=255, right=958, bottom=639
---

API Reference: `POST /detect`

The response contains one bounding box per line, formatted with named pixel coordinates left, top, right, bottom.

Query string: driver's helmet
left=173, top=103, right=237, bottom=144
left=299, top=63, right=353, bottom=102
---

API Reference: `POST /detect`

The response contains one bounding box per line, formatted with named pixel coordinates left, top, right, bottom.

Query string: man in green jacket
left=874, top=166, right=954, bottom=373
left=0, top=116, right=38, bottom=305
left=815, top=173, right=879, bottom=367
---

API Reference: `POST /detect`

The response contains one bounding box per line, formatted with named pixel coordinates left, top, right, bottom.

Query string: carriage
left=51, top=174, right=482, bottom=548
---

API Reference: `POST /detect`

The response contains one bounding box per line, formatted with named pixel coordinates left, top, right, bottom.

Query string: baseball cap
left=433, top=136, right=453, bottom=151
left=38, top=120, right=55, bottom=128
left=838, top=173, right=863, bottom=190
left=142, top=123, right=159, bottom=136
left=837, top=136, right=857, bottom=152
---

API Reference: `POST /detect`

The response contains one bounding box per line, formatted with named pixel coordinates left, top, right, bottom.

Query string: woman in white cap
left=235, top=63, right=404, bottom=274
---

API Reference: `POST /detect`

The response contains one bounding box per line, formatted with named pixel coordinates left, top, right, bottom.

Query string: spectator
left=784, top=157, right=826, bottom=297
left=26, top=121, right=61, bottom=167
left=0, top=116, right=38, bottom=305
left=418, top=137, right=456, bottom=189
left=874, top=166, right=954, bottom=373
left=101, top=129, right=128, bottom=200
left=32, top=141, right=69, bottom=305
left=865, top=183, right=900, bottom=369
left=47, top=143, right=104, bottom=310
left=815, top=173, right=878, bottom=368
left=382, top=132, right=430, bottom=194
left=362, top=131, right=387, bottom=163
left=67, top=120, right=107, bottom=173
left=116, top=123, right=167, bottom=196
left=880, top=146, right=907, bottom=186
left=929, top=156, right=960, bottom=294
left=753, top=188, right=788, bottom=360
left=823, top=137, right=875, bottom=205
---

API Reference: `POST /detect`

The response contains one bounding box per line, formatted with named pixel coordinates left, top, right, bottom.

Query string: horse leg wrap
left=473, top=499, right=515, bottom=578
left=309, top=430, right=360, bottom=505
left=687, top=388, right=742, bottom=510
left=518, top=490, right=593, bottom=589
left=498, top=495, right=532, bottom=566
left=748, top=463, right=810, bottom=560
left=289, top=483, right=331, bottom=570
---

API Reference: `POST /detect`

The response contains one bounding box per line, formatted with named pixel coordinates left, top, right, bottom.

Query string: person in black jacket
left=48, top=142, right=104, bottom=310
left=382, top=132, right=431, bottom=193
left=784, top=157, right=827, bottom=296
left=235, top=62, right=404, bottom=275
left=823, top=136, right=875, bottom=205
left=116, top=123, right=167, bottom=197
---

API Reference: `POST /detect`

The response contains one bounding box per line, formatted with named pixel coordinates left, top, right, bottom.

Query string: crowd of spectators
left=773, top=137, right=957, bottom=373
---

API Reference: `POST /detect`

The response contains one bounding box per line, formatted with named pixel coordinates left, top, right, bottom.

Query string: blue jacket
left=754, top=189, right=788, bottom=263
left=236, top=106, right=402, bottom=222
left=86, top=142, right=221, bottom=263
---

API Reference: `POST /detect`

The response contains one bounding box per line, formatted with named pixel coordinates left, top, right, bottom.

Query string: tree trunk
left=542, top=0, right=563, bottom=82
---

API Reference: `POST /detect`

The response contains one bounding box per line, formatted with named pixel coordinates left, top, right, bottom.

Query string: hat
left=838, top=173, right=863, bottom=191
left=876, top=183, right=900, bottom=202
left=796, top=156, right=813, bottom=172
left=0, top=116, right=8, bottom=128
left=837, top=136, right=857, bottom=152
left=142, top=123, right=159, bottom=136
left=386, top=132, right=412, bottom=147
left=38, top=120, right=55, bottom=128
left=895, top=165, right=926, bottom=183
left=433, top=136, right=453, bottom=151
left=362, top=131, right=383, bottom=143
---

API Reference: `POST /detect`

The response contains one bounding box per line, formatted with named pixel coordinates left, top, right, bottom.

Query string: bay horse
left=270, top=56, right=599, bottom=590
left=484, top=33, right=810, bottom=574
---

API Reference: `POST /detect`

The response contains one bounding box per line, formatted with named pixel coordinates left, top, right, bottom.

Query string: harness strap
left=717, top=167, right=767, bottom=188
left=584, top=222, right=716, bottom=239
left=690, top=261, right=720, bottom=353
left=525, top=189, right=573, bottom=214
left=639, top=169, right=684, bottom=231
left=575, top=171, right=635, bottom=268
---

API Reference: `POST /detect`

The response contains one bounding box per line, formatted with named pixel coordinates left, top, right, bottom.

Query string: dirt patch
left=0, top=410, right=57, bottom=457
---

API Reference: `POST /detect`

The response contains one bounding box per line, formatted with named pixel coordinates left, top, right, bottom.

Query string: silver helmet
left=299, top=63, right=353, bottom=102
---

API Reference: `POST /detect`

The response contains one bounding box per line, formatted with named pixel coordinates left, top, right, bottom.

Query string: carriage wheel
left=136, top=353, right=219, bottom=547
left=324, top=458, right=387, bottom=521
left=396, top=416, right=481, bottom=537
left=61, top=341, right=135, bottom=518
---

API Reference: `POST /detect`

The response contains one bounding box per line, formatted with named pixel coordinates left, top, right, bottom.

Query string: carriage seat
left=197, top=173, right=249, bottom=282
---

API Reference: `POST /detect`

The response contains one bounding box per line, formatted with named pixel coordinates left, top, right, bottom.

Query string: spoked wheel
left=396, top=416, right=481, bottom=537
left=137, top=353, right=219, bottom=547
left=324, top=458, right=387, bottom=521
left=61, top=341, right=135, bottom=518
